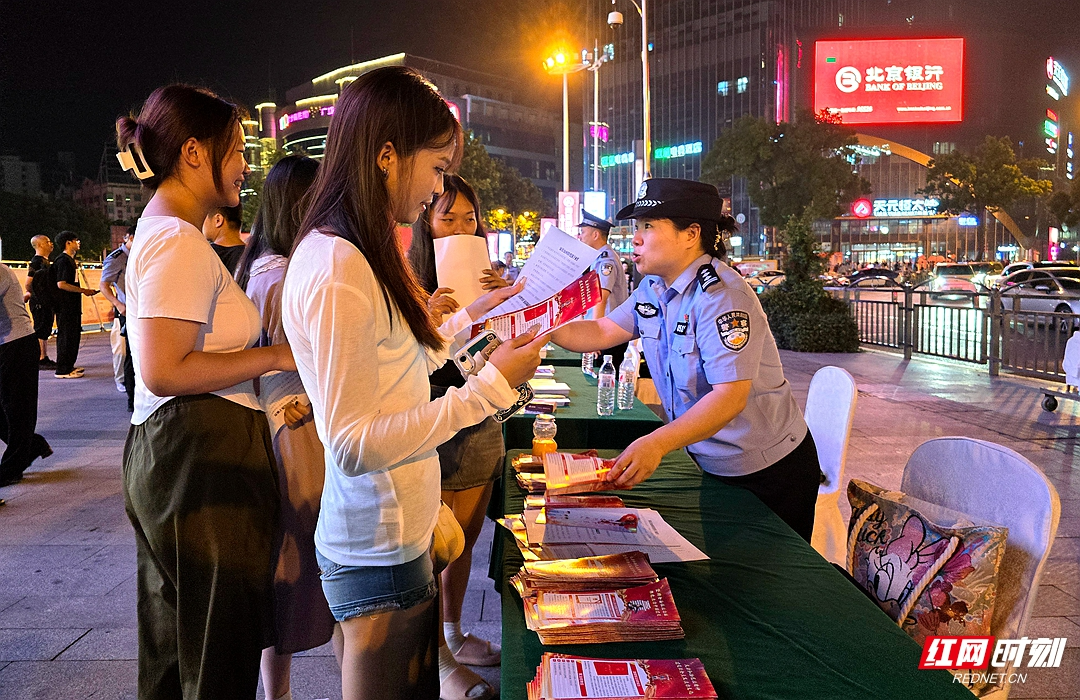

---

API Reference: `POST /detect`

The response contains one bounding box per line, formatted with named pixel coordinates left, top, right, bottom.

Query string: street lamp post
left=543, top=50, right=587, bottom=193
left=584, top=42, right=612, bottom=193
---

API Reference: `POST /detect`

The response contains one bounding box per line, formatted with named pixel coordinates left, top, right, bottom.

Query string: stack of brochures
left=510, top=552, right=657, bottom=598
left=523, top=579, right=684, bottom=644
left=543, top=452, right=615, bottom=494
left=528, top=654, right=717, bottom=700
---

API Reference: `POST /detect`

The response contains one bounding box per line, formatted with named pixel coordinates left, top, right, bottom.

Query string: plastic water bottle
left=581, top=351, right=598, bottom=377
left=617, top=354, right=637, bottom=410
left=597, top=355, right=616, bottom=416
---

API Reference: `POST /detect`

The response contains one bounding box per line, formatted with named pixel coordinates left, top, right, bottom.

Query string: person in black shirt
left=202, top=204, right=245, bottom=275
left=51, top=231, right=98, bottom=378
left=25, top=235, right=56, bottom=369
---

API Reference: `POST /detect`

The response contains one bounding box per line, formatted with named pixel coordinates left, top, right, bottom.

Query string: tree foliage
left=457, top=131, right=551, bottom=229
left=919, top=136, right=1053, bottom=258
left=0, top=192, right=112, bottom=262
left=778, top=213, right=825, bottom=283
left=701, top=110, right=870, bottom=227
left=1048, top=177, right=1080, bottom=230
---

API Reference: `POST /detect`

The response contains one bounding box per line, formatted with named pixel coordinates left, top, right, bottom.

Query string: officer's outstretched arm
left=607, top=380, right=752, bottom=488
left=549, top=317, right=632, bottom=352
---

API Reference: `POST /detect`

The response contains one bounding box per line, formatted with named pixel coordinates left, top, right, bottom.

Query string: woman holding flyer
left=549, top=178, right=819, bottom=542
left=409, top=175, right=507, bottom=700
left=281, top=67, right=545, bottom=699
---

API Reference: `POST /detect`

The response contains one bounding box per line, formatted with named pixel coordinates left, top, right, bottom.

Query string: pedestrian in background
left=25, top=235, right=56, bottom=370
left=117, top=84, right=295, bottom=699
left=203, top=203, right=246, bottom=275
left=100, top=227, right=135, bottom=411
left=0, top=262, right=51, bottom=487
left=51, top=231, right=98, bottom=379
left=234, top=154, right=335, bottom=700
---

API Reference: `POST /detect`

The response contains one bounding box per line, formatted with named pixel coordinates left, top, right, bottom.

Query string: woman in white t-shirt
left=116, top=85, right=295, bottom=699
left=281, top=67, right=545, bottom=700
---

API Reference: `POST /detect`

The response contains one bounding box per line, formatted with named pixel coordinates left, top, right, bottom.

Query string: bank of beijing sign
left=815, top=38, right=964, bottom=124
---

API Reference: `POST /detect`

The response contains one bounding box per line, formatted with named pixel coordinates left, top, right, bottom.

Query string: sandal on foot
left=451, top=633, right=501, bottom=666
left=440, top=664, right=495, bottom=700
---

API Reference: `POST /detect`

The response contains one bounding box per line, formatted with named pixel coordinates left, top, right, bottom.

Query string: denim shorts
left=315, top=550, right=437, bottom=622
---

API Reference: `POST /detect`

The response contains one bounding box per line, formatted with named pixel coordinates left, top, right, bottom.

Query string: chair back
left=804, top=366, right=857, bottom=496
left=900, top=437, right=1060, bottom=644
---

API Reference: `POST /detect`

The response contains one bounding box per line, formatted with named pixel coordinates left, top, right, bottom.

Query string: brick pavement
left=0, top=333, right=1076, bottom=698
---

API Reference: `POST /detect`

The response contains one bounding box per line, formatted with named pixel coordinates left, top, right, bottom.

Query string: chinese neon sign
left=871, top=198, right=940, bottom=217
left=601, top=152, right=635, bottom=168
left=1047, top=57, right=1070, bottom=97
left=654, top=142, right=703, bottom=160
left=814, top=38, right=964, bottom=124
left=279, top=105, right=336, bottom=131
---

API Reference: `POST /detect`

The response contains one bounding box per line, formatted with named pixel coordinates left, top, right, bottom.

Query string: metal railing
left=829, top=285, right=1080, bottom=381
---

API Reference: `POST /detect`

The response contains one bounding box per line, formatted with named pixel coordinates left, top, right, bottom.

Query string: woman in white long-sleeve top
left=281, top=66, right=545, bottom=700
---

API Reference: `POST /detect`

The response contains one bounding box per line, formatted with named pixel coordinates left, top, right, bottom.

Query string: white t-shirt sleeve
left=303, top=280, right=517, bottom=477
left=136, top=233, right=219, bottom=324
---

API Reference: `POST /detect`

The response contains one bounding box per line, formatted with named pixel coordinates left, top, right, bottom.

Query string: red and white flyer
left=478, top=271, right=602, bottom=341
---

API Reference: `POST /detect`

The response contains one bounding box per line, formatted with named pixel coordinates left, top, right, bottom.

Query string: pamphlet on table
left=528, top=654, right=717, bottom=700
left=522, top=578, right=684, bottom=644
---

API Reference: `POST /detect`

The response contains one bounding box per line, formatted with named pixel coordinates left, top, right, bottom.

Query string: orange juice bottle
left=532, top=414, right=558, bottom=457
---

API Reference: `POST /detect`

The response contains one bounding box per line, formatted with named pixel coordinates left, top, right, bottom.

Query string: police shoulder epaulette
left=697, top=264, right=722, bottom=292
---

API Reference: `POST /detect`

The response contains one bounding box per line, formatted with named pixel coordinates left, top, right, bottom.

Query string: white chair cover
left=806, top=367, right=858, bottom=564
left=901, top=438, right=1061, bottom=699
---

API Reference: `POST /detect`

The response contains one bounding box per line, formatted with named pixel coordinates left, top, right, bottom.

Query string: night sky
left=2, top=0, right=1078, bottom=180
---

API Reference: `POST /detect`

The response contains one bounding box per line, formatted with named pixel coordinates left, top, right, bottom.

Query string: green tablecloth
left=496, top=449, right=973, bottom=700
left=542, top=346, right=583, bottom=367
left=504, top=368, right=663, bottom=450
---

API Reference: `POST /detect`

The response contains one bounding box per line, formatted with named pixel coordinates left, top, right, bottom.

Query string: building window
left=932, top=142, right=956, bottom=155
left=736, top=77, right=749, bottom=94
left=717, top=81, right=729, bottom=96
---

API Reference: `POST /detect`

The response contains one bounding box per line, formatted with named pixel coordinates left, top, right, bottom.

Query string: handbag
left=430, top=501, right=465, bottom=575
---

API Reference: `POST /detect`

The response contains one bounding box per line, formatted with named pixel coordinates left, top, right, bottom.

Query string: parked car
left=927, top=263, right=984, bottom=297
left=845, top=268, right=900, bottom=286
left=746, top=269, right=785, bottom=294
left=999, top=268, right=1080, bottom=330
left=993, top=260, right=1079, bottom=287
left=846, top=274, right=903, bottom=289
left=969, top=261, right=1004, bottom=288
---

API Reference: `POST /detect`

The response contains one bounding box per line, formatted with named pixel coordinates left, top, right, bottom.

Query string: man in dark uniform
left=51, top=231, right=98, bottom=379
left=25, top=235, right=55, bottom=370
left=577, top=210, right=631, bottom=369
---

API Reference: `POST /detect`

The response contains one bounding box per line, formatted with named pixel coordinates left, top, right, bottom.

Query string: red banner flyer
left=478, top=270, right=602, bottom=341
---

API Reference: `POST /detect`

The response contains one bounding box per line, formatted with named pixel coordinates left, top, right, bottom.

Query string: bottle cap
left=603, top=355, right=613, bottom=363
left=535, top=413, right=555, bottom=421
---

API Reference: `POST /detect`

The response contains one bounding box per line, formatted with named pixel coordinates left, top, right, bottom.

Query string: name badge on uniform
left=674, top=316, right=689, bottom=335
left=716, top=310, right=750, bottom=351
left=635, top=302, right=659, bottom=318
left=697, top=264, right=721, bottom=292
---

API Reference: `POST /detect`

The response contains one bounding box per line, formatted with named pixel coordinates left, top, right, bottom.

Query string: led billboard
left=814, top=38, right=964, bottom=124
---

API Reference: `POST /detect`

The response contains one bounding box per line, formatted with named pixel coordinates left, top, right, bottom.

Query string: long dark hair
left=116, top=84, right=244, bottom=193
left=236, top=156, right=319, bottom=290
left=295, top=66, right=462, bottom=350
left=408, top=174, right=486, bottom=295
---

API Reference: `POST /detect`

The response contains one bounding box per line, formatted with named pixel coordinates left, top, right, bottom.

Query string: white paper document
left=259, top=370, right=309, bottom=436
left=478, top=227, right=598, bottom=322
left=434, top=235, right=491, bottom=307
left=522, top=508, right=708, bottom=563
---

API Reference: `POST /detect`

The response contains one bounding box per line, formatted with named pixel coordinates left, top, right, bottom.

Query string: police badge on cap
left=616, top=178, right=725, bottom=222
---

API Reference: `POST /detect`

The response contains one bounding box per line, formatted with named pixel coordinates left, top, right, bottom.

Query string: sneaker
left=54, top=370, right=85, bottom=379
left=38, top=358, right=57, bottom=370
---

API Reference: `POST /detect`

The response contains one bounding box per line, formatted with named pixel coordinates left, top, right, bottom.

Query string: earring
left=381, top=166, right=390, bottom=178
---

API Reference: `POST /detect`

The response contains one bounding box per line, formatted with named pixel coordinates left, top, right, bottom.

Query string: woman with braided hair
left=549, top=178, right=820, bottom=541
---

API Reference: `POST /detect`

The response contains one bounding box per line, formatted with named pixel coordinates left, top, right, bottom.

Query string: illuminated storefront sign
left=279, top=105, right=335, bottom=131
left=654, top=141, right=703, bottom=160
left=851, top=199, right=872, bottom=218
left=814, top=38, right=964, bottom=124
left=1048, top=57, right=1070, bottom=97
left=872, top=198, right=940, bottom=217
left=601, top=152, right=635, bottom=168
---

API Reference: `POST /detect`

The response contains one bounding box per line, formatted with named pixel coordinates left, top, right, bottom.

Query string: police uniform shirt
left=607, top=254, right=807, bottom=477
left=101, top=245, right=129, bottom=306
left=592, top=243, right=629, bottom=316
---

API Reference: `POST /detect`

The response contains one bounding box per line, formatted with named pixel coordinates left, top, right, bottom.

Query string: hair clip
left=116, top=142, right=155, bottom=180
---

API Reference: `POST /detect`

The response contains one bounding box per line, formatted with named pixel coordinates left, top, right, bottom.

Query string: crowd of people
left=0, top=65, right=818, bottom=700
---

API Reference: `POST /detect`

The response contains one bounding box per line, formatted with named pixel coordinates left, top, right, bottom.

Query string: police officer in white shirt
left=578, top=209, right=631, bottom=369
left=551, top=179, right=820, bottom=541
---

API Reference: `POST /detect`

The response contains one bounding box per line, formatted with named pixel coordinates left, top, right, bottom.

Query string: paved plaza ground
left=0, top=332, right=1076, bottom=699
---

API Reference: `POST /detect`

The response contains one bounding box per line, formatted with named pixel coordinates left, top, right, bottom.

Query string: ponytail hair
left=670, top=214, right=739, bottom=259
left=116, top=84, right=246, bottom=192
